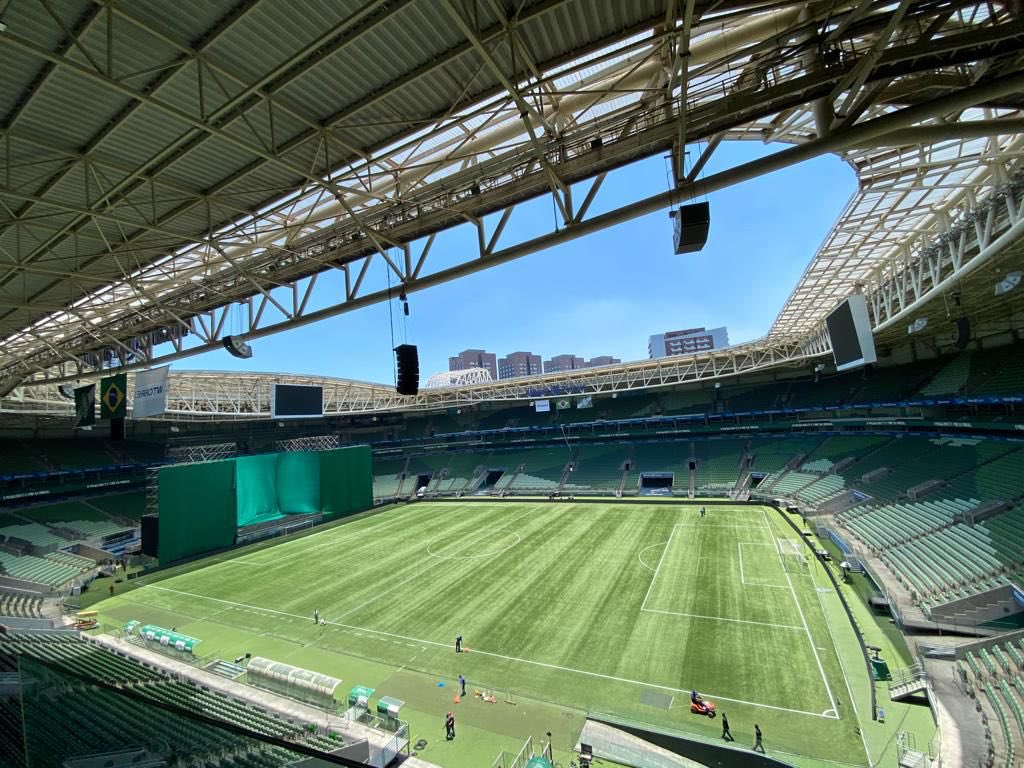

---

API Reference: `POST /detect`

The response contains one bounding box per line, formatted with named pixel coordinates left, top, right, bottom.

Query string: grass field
left=95, top=501, right=879, bottom=767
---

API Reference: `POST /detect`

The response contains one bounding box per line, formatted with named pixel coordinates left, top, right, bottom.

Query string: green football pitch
left=95, top=501, right=874, bottom=767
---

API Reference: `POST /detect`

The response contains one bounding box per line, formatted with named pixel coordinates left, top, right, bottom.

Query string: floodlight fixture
left=907, top=317, right=928, bottom=335
left=995, top=271, right=1022, bottom=296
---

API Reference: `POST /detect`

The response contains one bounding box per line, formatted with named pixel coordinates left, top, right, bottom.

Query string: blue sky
left=183, top=141, right=856, bottom=383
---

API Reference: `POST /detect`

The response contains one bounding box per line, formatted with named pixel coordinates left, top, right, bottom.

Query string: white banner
left=133, top=366, right=169, bottom=418
left=533, top=399, right=551, bottom=413
left=576, top=395, right=593, bottom=409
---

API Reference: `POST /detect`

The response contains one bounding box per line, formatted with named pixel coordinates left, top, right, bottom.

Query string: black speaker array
left=395, top=344, right=419, bottom=396
left=673, top=202, right=711, bottom=254
left=954, top=317, right=971, bottom=350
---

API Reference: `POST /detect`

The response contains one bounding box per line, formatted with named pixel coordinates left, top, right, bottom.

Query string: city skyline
left=449, top=347, right=622, bottom=378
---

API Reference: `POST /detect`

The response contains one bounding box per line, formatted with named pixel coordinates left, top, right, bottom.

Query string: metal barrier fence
left=380, top=722, right=409, bottom=766
left=491, top=735, right=535, bottom=768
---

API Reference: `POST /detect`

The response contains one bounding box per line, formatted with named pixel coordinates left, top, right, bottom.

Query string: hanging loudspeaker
left=671, top=202, right=711, bottom=254
left=954, top=317, right=971, bottom=350
left=395, top=344, right=419, bottom=396
left=222, top=335, right=253, bottom=359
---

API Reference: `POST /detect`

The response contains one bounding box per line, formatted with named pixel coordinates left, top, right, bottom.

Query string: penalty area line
left=141, top=584, right=836, bottom=720
left=640, top=607, right=804, bottom=630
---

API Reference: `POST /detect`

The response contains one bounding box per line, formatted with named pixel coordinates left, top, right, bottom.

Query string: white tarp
left=133, top=366, right=169, bottom=418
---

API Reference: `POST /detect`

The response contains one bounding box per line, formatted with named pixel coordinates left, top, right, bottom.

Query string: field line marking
left=138, top=584, right=836, bottom=720
left=637, top=542, right=667, bottom=573
left=640, top=523, right=678, bottom=611
left=762, top=507, right=837, bottom=713
left=737, top=542, right=789, bottom=589
left=640, top=606, right=804, bottom=630
left=330, top=504, right=541, bottom=623
left=809, top=554, right=873, bottom=765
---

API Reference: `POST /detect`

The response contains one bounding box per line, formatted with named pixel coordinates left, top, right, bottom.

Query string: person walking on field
left=313, top=609, right=319, bottom=624
left=753, top=724, right=765, bottom=753
left=444, top=712, right=455, bottom=740
left=455, top=635, right=462, bottom=653
left=721, top=713, right=733, bottom=741
left=459, top=674, right=466, bottom=697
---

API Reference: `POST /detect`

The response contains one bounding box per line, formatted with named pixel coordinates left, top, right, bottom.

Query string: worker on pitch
left=455, top=634, right=463, bottom=653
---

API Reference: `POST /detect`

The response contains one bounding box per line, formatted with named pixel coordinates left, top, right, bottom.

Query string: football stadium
left=1, top=3, right=1023, bottom=768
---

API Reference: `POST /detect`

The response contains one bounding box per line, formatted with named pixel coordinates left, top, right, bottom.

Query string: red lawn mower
left=690, top=697, right=716, bottom=718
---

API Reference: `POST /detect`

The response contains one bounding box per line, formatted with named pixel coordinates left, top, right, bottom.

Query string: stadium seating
left=0, top=633, right=345, bottom=762
left=845, top=501, right=1024, bottom=605
left=797, top=474, right=846, bottom=504
left=800, top=435, right=891, bottom=471
left=848, top=359, right=940, bottom=403
left=693, top=440, right=745, bottom=492
left=432, top=452, right=486, bottom=493
left=840, top=497, right=977, bottom=547
left=919, top=353, right=973, bottom=396
left=497, top=448, right=569, bottom=491
left=0, top=442, right=47, bottom=476
left=983, top=685, right=1016, bottom=768
left=785, top=373, right=860, bottom=408
left=860, top=440, right=1006, bottom=500
left=833, top=436, right=933, bottom=485
left=769, top=471, right=819, bottom=497
left=722, top=383, right=785, bottom=412
left=942, top=448, right=1024, bottom=502
left=960, top=645, right=1024, bottom=768
left=631, top=442, right=689, bottom=490
left=974, top=347, right=1024, bottom=396
left=571, top=444, right=628, bottom=492
left=0, top=697, right=23, bottom=767
left=0, top=522, right=69, bottom=550
left=0, top=551, right=82, bottom=588
left=372, top=456, right=406, bottom=498
left=88, top=492, right=147, bottom=520
left=0, top=593, right=44, bottom=619
left=747, top=436, right=823, bottom=473
left=657, top=388, right=711, bottom=414
left=18, top=500, right=109, bottom=524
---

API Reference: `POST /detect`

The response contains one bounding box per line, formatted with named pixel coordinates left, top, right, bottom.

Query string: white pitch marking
left=762, top=507, right=837, bottom=714
left=636, top=542, right=668, bottom=572
left=139, top=584, right=837, bottom=720
left=640, top=606, right=804, bottom=631
left=331, top=505, right=541, bottom=623
left=426, top=531, right=521, bottom=560
left=640, top=524, right=678, bottom=611
left=737, top=542, right=789, bottom=589
left=809, top=546, right=873, bottom=765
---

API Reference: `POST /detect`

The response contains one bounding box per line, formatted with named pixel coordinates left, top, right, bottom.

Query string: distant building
left=544, top=354, right=585, bottom=373
left=587, top=355, right=621, bottom=367
left=449, top=349, right=497, bottom=380
left=649, top=327, right=729, bottom=358
left=498, top=351, right=542, bottom=379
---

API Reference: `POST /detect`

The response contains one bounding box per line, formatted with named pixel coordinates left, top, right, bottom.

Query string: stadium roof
left=1, top=0, right=1023, bottom=409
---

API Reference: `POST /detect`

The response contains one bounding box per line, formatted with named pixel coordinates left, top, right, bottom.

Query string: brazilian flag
left=100, top=373, right=127, bottom=419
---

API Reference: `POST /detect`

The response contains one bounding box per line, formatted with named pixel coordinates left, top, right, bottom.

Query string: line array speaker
left=954, top=317, right=971, bottom=350
left=395, top=344, right=419, bottom=396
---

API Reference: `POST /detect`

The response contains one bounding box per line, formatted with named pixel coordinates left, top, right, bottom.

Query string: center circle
left=427, top=530, right=522, bottom=560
